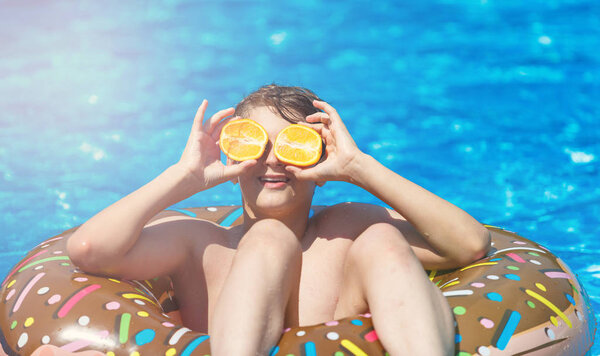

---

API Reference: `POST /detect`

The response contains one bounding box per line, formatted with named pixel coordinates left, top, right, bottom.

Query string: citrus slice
left=274, top=124, right=323, bottom=166
left=219, top=119, right=268, bottom=161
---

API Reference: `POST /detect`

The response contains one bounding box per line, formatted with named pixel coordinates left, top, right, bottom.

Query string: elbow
left=454, top=224, right=492, bottom=266
left=66, top=232, right=104, bottom=274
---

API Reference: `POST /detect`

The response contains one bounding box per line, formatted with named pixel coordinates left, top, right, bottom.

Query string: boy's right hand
left=176, top=100, right=257, bottom=192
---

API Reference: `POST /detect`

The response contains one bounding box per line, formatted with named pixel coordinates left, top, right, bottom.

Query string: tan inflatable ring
left=1, top=206, right=596, bottom=355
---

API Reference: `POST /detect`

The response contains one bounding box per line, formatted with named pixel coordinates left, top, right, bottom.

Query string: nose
left=263, top=141, right=284, bottom=167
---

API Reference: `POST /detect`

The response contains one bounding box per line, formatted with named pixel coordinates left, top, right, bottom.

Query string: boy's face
left=235, top=106, right=316, bottom=216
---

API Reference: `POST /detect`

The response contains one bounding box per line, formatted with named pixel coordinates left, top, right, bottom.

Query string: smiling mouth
left=259, top=176, right=290, bottom=183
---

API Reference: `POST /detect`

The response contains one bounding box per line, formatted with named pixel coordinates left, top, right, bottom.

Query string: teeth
left=261, top=177, right=287, bottom=182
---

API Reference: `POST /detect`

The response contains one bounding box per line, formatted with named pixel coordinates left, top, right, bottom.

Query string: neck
left=241, top=201, right=312, bottom=240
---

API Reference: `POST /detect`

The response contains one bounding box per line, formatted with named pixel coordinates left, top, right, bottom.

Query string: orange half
left=219, top=119, right=268, bottom=161
left=274, top=124, right=323, bottom=166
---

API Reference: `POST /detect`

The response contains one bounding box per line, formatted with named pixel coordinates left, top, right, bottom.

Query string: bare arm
left=67, top=100, right=256, bottom=277
left=287, top=100, right=490, bottom=268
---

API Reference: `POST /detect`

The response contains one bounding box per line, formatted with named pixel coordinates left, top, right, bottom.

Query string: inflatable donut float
left=1, top=206, right=596, bottom=356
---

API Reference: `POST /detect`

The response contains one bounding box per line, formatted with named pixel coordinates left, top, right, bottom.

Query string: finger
left=225, top=159, right=257, bottom=176
left=192, top=100, right=208, bottom=133
left=312, top=100, right=342, bottom=125
left=306, top=112, right=331, bottom=126
left=203, top=107, right=235, bottom=133
left=210, top=115, right=240, bottom=141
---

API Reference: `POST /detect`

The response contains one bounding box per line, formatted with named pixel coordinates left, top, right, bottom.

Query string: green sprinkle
left=453, top=306, right=466, bottom=315
left=527, top=300, right=536, bottom=308
left=10, top=320, right=17, bottom=329
left=18, top=256, right=70, bottom=272
left=506, top=266, right=520, bottom=270
left=528, top=252, right=540, bottom=256
left=457, top=352, right=472, bottom=356
left=119, top=313, right=132, bottom=344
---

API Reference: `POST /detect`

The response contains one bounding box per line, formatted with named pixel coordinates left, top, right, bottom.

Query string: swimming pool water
left=1, top=0, right=599, bottom=353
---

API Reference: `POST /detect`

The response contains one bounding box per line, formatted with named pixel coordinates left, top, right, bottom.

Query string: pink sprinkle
left=162, top=322, right=175, bottom=328
left=506, top=253, right=526, bottom=263
left=362, top=313, right=372, bottom=318
left=13, top=272, right=45, bottom=313
left=325, top=320, right=339, bottom=326
left=5, top=289, right=15, bottom=301
left=512, top=241, right=527, bottom=245
left=105, top=301, right=120, bottom=310
left=470, top=282, right=485, bottom=288
left=480, top=318, right=494, bottom=328
left=283, top=328, right=291, bottom=333
left=364, top=330, right=378, bottom=342
left=57, top=284, right=101, bottom=318
left=54, top=251, right=63, bottom=254
left=73, top=277, right=88, bottom=282
left=60, top=330, right=109, bottom=352
left=545, top=271, right=571, bottom=279
left=48, top=294, right=61, bottom=305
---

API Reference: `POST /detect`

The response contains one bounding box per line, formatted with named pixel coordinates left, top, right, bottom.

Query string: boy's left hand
left=286, top=100, right=365, bottom=184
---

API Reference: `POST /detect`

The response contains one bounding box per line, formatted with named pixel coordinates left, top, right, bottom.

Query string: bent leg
left=209, top=219, right=302, bottom=356
left=334, top=223, right=454, bottom=356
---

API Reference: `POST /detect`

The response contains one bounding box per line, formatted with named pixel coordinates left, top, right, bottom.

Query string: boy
left=32, top=85, right=490, bottom=356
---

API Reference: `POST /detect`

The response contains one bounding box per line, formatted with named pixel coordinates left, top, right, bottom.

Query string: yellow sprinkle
left=109, top=278, right=121, bottom=283
left=428, top=270, right=437, bottom=281
left=7, top=280, right=16, bottom=288
left=550, top=316, right=558, bottom=327
left=460, top=262, right=498, bottom=271
left=341, top=339, right=368, bottom=356
left=144, top=279, right=153, bottom=288
left=130, top=352, right=140, bottom=356
left=137, top=311, right=149, bottom=317
left=106, top=352, right=115, bottom=356
left=24, top=317, right=34, bottom=327
left=121, top=293, right=156, bottom=305
left=442, top=281, right=460, bottom=289
left=165, top=348, right=177, bottom=356
left=536, top=283, right=547, bottom=292
left=525, top=289, right=572, bottom=328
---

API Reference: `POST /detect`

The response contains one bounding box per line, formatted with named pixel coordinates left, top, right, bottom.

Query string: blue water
left=1, top=0, right=598, bottom=353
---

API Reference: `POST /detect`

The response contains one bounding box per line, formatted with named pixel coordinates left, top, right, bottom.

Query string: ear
left=226, top=157, right=239, bottom=185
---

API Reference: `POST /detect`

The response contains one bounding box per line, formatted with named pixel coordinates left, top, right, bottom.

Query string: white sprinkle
left=169, top=327, right=191, bottom=345
left=529, top=259, right=541, bottom=265
left=37, top=287, right=50, bottom=295
left=17, top=333, right=28, bottom=348
left=443, top=290, right=474, bottom=297
left=78, top=316, right=90, bottom=326
left=486, top=275, right=500, bottom=280
left=41, top=335, right=50, bottom=344
left=326, top=331, right=340, bottom=340
left=478, top=346, right=491, bottom=356
left=134, top=299, right=146, bottom=305
left=207, top=207, right=217, bottom=212
left=296, top=330, right=306, bottom=337
left=545, top=327, right=555, bottom=340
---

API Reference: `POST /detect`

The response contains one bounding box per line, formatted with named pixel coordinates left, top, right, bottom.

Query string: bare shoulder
left=313, top=202, right=408, bottom=238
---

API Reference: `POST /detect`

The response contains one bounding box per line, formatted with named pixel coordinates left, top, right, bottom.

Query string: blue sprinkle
left=350, top=319, right=363, bottom=326
left=220, top=207, right=243, bottom=226
left=504, top=274, right=521, bottom=281
left=486, top=292, right=503, bottom=302
left=455, top=334, right=462, bottom=343
left=304, top=341, right=316, bottom=356
left=135, top=329, right=156, bottom=346
left=495, top=311, right=521, bottom=350
left=565, top=293, right=576, bottom=305
left=269, top=346, right=280, bottom=356
left=181, top=335, right=210, bottom=356
left=490, top=258, right=503, bottom=262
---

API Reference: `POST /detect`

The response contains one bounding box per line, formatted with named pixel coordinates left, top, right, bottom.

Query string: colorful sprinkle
left=165, top=348, right=177, bottom=356
left=119, top=313, right=132, bottom=344
left=453, top=306, right=466, bottom=315
left=495, top=310, right=521, bottom=350
left=470, top=282, right=485, bottom=288
left=47, top=294, right=61, bottom=305
left=478, top=345, right=491, bottom=356
left=10, top=320, right=17, bottom=330
left=169, top=327, right=191, bottom=345
left=105, top=301, right=120, bottom=310
left=479, top=318, right=494, bottom=328
left=455, top=334, right=462, bottom=343
left=325, top=320, right=339, bottom=326
left=443, top=289, right=474, bottom=297
left=78, top=316, right=90, bottom=326
left=17, top=332, right=28, bottom=348
left=486, top=292, right=503, bottom=302
left=350, top=319, right=363, bottom=326
left=341, top=339, right=367, bottom=356
left=162, top=321, right=175, bottom=328
left=296, top=330, right=306, bottom=336
left=545, top=271, right=571, bottom=279
left=550, top=316, right=558, bottom=326
left=41, top=335, right=50, bottom=344
left=565, top=293, right=576, bottom=305
left=506, top=253, right=525, bottom=263
left=326, top=331, right=340, bottom=340
left=137, top=311, right=149, bottom=317
left=57, top=284, right=102, bottom=318
left=5, top=289, right=15, bottom=301
left=135, top=329, right=156, bottom=346
left=535, top=283, right=547, bottom=292
left=24, top=317, right=34, bottom=327
left=18, top=256, right=70, bottom=272
left=486, top=275, right=499, bottom=280
left=13, top=272, right=46, bottom=313
left=37, top=286, right=50, bottom=295
left=304, top=341, right=317, bottom=356
left=545, top=327, right=555, bottom=340
left=529, top=259, right=541, bottom=265
left=269, top=346, right=279, bottom=356
left=460, top=262, right=497, bottom=271
left=506, top=265, right=520, bottom=271
left=73, top=277, right=88, bottom=282
left=364, top=330, right=378, bottom=342
left=527, top=300, right=536, bottom=308
left=504, top=274, right=521, bottom=281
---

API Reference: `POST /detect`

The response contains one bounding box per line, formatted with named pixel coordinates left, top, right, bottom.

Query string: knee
left=347, top=223, right=415, bottom=268
left=238, top=219, right=301, bottom=260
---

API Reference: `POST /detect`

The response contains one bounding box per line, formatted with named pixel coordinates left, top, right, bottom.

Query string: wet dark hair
left=234, top=84, right=323, bottom=123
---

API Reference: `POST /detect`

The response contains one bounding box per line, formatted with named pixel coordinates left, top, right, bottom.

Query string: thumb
left=285, top=165, right=314, bottom=181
